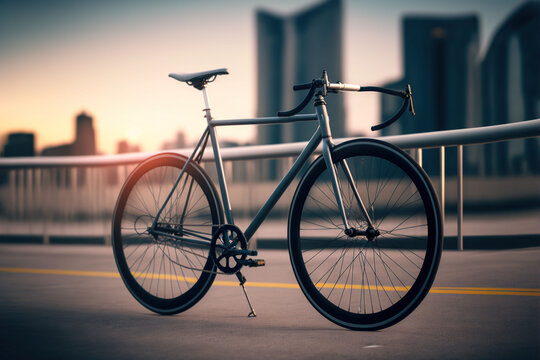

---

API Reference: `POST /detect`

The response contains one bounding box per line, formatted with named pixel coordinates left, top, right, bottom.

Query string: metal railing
left=1, top=118, right=539, bottom=249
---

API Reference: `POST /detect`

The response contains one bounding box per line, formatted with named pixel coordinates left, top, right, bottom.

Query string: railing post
left=440, top=146, right=445, bottom=229
left=9, top=170, right=16, bottom=219
left=247, top=160, right=257, bottom=251
left=457, top=145, right=463, bottom=251
left=42, top=168, right=50, bottom=245
left=17, top=169, right=24, bottom=219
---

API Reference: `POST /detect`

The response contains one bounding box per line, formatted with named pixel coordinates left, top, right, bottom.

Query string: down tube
left=244, top=129, right=322, bottom=241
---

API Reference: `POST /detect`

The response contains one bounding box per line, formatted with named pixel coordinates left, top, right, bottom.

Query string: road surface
left=0, top=244, right=539, bottom=359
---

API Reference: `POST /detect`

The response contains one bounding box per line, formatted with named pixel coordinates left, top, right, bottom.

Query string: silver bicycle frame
left=151, top=87, right=373, bottom=247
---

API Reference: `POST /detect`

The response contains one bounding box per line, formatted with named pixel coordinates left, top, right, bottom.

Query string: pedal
left=238, top=258, right=266, bottom=267
left=248, top=259, right=265, bottom=267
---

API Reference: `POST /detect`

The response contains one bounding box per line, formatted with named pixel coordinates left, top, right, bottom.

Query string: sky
left=0, top=0, right=528, bottom=154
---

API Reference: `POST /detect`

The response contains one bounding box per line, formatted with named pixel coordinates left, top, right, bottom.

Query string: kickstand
left=236, top=272, right=256, bottom=317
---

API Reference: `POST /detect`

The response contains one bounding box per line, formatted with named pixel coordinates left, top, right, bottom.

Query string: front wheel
left=288, top=139, right=442, bottom=330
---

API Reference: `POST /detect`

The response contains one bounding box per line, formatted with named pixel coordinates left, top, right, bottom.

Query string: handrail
left=1, top=118, right=539, bottom=169
left=380, top=118, right=540, bottom=149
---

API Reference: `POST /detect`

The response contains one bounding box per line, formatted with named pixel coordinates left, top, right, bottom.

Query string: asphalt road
left=1, top=244, right=539, bottom=360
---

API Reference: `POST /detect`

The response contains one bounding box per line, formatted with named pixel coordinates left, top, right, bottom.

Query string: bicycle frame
left=150, top=88, right=373, bottom=247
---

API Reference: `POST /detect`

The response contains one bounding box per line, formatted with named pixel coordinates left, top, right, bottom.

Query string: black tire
left=112, top=152, right=223, bottom=315
left=288, top=139, right=442, bottom=330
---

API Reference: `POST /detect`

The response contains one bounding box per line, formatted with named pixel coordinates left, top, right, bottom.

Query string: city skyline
left=0, top=0, right=528, bottom=154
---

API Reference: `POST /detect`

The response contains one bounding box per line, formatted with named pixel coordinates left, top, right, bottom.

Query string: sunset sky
left=0, top=0, right=525, bottom=154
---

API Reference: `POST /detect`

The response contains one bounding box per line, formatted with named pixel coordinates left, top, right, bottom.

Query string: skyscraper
left=402, top=16, right=480, bottom=133
left=381, top=15, right=480, bottom=175
left=73, top=112, right=96, bottom=156
left=256, top=0, right=344, bottom=179
left=482, top=2, right=540, bottom=175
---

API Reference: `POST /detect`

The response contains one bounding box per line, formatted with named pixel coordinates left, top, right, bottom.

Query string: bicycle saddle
left=169, top=68, right=229, bottom=90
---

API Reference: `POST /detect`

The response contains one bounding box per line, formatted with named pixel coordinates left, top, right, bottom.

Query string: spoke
left=377, top=233, right=427, bottom=263
left=371, top=159, right=397, bottom=211
left=301, top=218, right=341, bottom=231
left=306, top=242, right=345, bottom=276
left=374, top=245, right=404, bottom=302
left=371, top=245, right=383, bottom=311
left=317, top=245, right=350, bottom=296
left=375, top=244, right=419, bottom=280
left=127, top=240, right=153, bottom=274
left=307, top=191, right=344, bottom=230
left=376, top=183, right=418, bottom=228
left=348, top=244, right=355, bottom=312
left=168, top=244, right=184, bottom=296
left=302, top=233, right=348, bottom=264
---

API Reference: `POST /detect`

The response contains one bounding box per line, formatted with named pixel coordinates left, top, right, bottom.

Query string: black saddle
left=169, top=68, right=229, bottom=90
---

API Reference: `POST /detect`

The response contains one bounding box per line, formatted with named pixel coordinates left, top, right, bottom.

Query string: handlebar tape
left=371, top=96, right=410, bottom=131
left=293, top=83, right=312, bottom=91
left=277, top=85, right=316, bottom=117
left=359, top=86, right=408, bottom=98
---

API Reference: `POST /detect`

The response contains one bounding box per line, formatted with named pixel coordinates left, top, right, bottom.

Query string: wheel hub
left=345, top=226, right=380, bottom=241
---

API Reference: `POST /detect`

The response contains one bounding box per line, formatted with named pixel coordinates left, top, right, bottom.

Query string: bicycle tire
left=112, top=152, right=223, bottom=315
left=288, top=139, right=442, bottom=330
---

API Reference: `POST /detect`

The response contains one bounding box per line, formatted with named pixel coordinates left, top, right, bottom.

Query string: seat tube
left=202, top=87, right=234, bottom=225
left=315, top=96, right=350, bottom=231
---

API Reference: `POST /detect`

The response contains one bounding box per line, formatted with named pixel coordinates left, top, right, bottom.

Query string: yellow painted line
left=0, top=267, right=120, bottom=278
left=131, top=272, right=197, bottom=284
left=215, top=280, right=300, bottom=289
left=429, top=289, right=540, bottom=296
left=316, top=283, right=410, bottom=292
left=1, top=267, right=539, bottom=296
left=434, top=286, right=540, bottom=292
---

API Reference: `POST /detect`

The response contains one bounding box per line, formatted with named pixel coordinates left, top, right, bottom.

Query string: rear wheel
left=112, top=153, right=223, bottom=314
left=288, top=139, right=442, bottom=330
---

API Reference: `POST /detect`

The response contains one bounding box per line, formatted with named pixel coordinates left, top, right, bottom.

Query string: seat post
left=201, top=87, right=213, bottom=118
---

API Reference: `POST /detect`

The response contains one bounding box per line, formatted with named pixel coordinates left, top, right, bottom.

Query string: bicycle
left=112, top=68, right=443, bottom=330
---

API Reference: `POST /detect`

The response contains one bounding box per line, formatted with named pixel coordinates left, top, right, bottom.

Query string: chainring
left=210, top=224, right=248, bottom=274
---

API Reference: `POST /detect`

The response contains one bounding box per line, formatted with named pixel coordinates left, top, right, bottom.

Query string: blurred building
left=161, top=131, right=186, bottom=150
left=256, top=0, right=344, bottom=179
left=73, top=112, right=96, bottom=155
left=482, top=2, right=540, bottom=176
left=117, top=140, right=141, bottom=154
left=2, top=132, right=35, bottom=157
left=41, top=112, right=96, bottom=187
left=0, top=132, right=35, bottom=185
left=381, top=15, right=481, bottom=175
left=42, top=112, right=96, bottom=156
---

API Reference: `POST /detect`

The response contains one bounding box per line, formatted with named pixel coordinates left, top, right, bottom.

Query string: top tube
left=208, top=114, right=317, bottom=127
